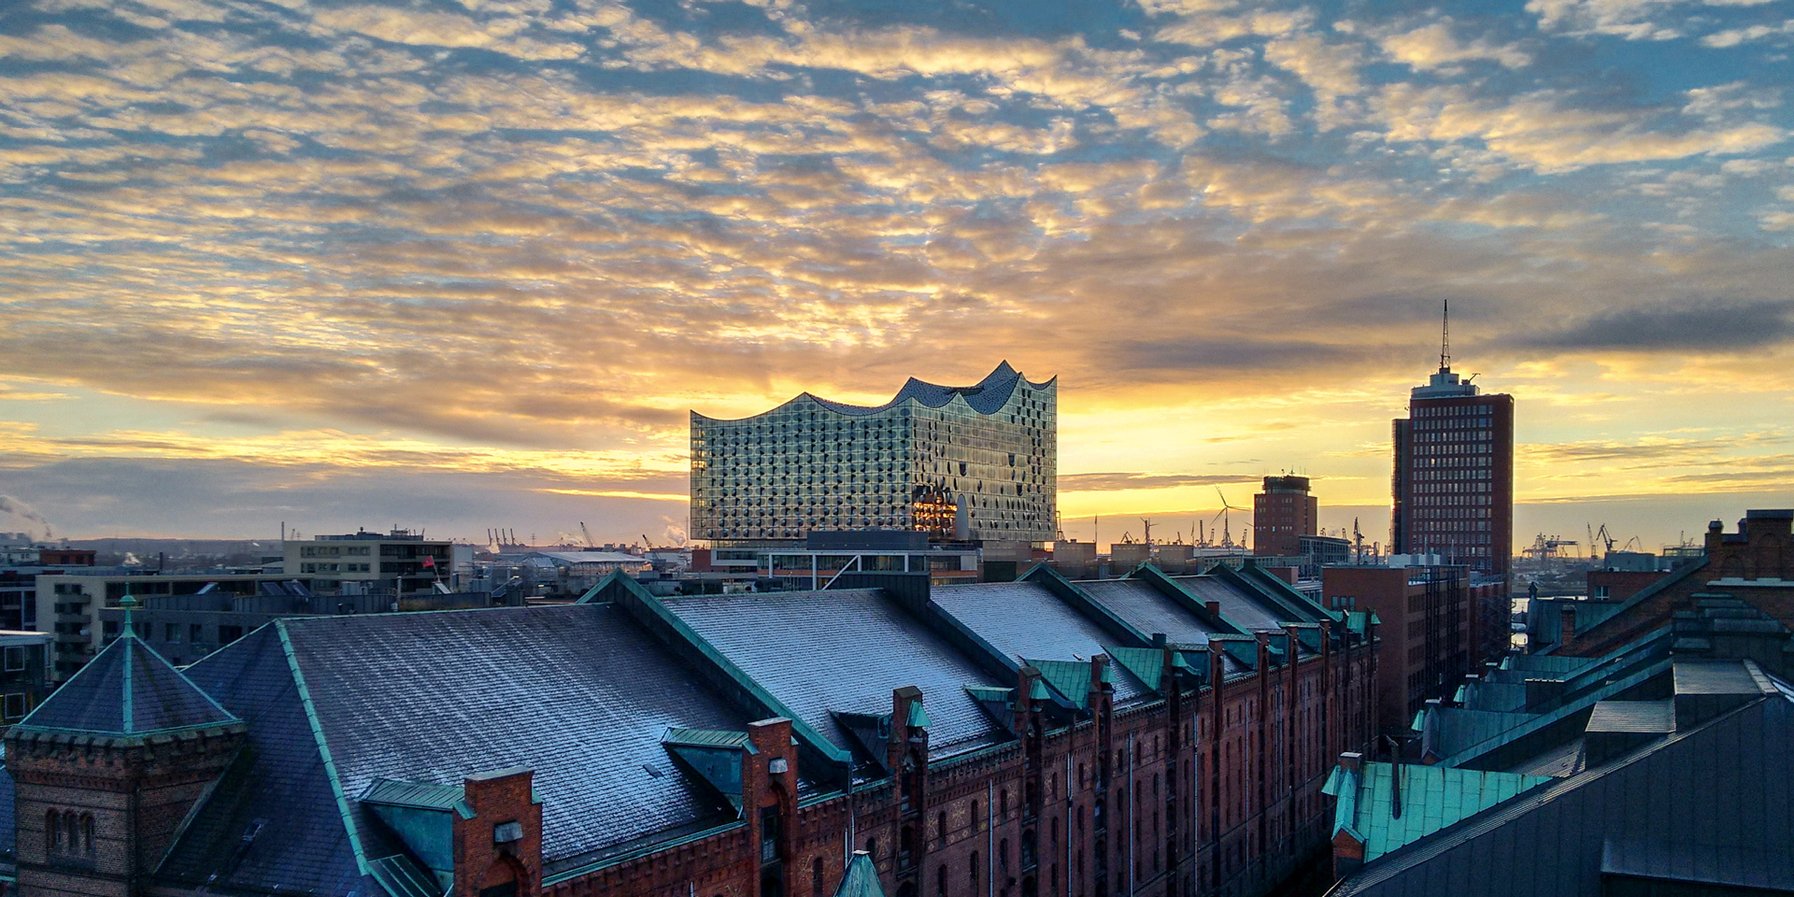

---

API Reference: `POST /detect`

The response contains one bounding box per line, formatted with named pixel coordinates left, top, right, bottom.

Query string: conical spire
left=11, top=596, right=237, bottom=738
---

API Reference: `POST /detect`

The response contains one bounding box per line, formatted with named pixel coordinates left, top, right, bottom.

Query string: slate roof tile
left=160, top=604, right=762, bottom=891
left=931, top=582, right=1153, bottom=704
left=663, top=589, right=1009, bottom=761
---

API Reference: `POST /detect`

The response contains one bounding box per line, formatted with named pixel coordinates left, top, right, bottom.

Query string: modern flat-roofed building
left=691, top=361, right=1056, bottom=546
left=1391, top=310, right=1514, bottom=581
left=280, top=528, right=452, bottom=593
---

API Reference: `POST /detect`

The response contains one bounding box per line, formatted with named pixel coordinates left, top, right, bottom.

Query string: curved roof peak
left=693, top=362, right=1053, bottom=422
left=810, top=361, right=1050, bottom=417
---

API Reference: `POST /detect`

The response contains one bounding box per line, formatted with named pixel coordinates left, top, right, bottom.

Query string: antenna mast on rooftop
left=1440, top=299, right=1451, bottom=371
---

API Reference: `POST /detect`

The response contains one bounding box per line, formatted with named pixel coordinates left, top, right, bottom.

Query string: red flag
left=421, top=555, right=436, bottom=569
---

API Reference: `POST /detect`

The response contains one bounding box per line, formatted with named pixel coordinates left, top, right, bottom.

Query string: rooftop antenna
left=1440, top=299, right=1451, bottom=371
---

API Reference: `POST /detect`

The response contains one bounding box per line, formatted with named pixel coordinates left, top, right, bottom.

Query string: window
left=812, top=858, right=824, bottom=896
left=3, top=646, right=24, bottom=672
left=4, top=693, right=22, bottom=719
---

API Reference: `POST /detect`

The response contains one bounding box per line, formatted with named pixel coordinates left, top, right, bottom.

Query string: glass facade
left=691, top=362, right=1056, bottom=544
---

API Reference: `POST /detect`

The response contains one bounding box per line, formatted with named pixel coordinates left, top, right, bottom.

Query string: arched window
left=865, top=837, right=877, bottom=860
left=969, top=851, right=980, bottom=887
left=63, top=812, right=78, bottom=854
left=812, top=857, right=824, bottom=896
left=46, top=809, right=60, bottom=852
left=81, top=813, right=94, bottom=854
left=937, top=810, right=948, bottom=845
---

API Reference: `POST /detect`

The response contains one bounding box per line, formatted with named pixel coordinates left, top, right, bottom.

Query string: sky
left=1, top=0, right=1792, bottom=553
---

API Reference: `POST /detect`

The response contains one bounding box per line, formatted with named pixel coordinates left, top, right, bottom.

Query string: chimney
left=1338, top=751, right=1362, bottom=774
left=1204, top=599, right=1221, bottom=617
left=453, top=768, right=543, bottom=897
left=1559, top=605, right=1577, bottom=650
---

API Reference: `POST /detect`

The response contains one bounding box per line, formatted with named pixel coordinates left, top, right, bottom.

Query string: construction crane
left=640, top=533, right=653, bottom=551
left=579, top=522, right=596, bottom=549
left=1140, top=518, right=1155, bottom=548
left=1524, top=533, right=1579, bottom=571
left=1589, top=524, right=1616, bottom=566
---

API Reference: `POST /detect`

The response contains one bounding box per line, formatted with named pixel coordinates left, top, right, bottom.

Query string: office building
left=280, top=528, right=452, bottom=593
left=1323, top=562, right=1506, bottom=731
left=1253, top=476, right=1317, bottom=558
left=1390, top=312, right=1514, bottom=580
left=0, top=630, right=51, bottom=731
left=2, top=562, right=1378, bottom=897
left=690, top=361, right=1056, bottom=546
left=36, top=572, right=320, bottom=679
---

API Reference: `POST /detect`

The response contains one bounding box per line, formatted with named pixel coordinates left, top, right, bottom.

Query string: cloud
left=1516, top=300, right=1794, bottom=352
left=1701, top=18, right=1794, bottom=47
left=1060, top=472, right=1257, bottom=491
left=0, top=0, right=1790, bottom=546
left=1526, top=0, right=1685, bottom=40
left=1377, top=20, right=1532, bottom=71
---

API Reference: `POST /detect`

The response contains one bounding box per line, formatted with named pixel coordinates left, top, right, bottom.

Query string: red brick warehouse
left=2, top=562, right=1379, bottom=897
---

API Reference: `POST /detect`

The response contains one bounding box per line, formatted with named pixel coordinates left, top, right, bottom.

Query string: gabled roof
left=1323, top=761, right=1551, bottom=862
left=931, top=581, right=1153, bottom=705
left=158, top=604, right=767, bottom=894
left=660, top=589, right=1011, bottom=764
left=11, top=611, right=237, bottom=739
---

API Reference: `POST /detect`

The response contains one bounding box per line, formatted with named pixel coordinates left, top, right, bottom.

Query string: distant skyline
left=1, top=0, right=1791, bottom=552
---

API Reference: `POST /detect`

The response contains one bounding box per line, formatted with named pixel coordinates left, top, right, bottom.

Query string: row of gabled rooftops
left=0, top=560, right=1371, bottom=897
left=1324, top=613, right=1794, bottom=896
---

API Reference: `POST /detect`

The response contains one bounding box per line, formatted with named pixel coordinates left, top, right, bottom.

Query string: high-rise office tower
left=1253, top=475, right=1317, bottom=556
left=1391, top=305, right=1514, bottom=580
left=691, top=361, right=1056, bottom=545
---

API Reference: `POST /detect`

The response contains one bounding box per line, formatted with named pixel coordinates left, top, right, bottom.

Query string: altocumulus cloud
left=0, top=0, right=1791, bottom=537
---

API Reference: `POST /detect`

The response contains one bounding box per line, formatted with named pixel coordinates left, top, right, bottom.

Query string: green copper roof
left=368, top=854, right=446, bottom=897
left=1106, top=647, right=1165, bottom=691
left=833, top=851, right=887, bottom=897
left=362, top=779, right=467, bottom=813
left=965, top=685, right=1013, bottom=704
left=1328, top=761, right=1551, bottom=862
left=362, top=780, right=461, bottom=879
left=663, top=727, right=752, bottom=749
left=907, top=700, right=931, bottom=728
left=1027, top=659, right=1100, bottom=709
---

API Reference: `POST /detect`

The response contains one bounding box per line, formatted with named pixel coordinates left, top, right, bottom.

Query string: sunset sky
left=1, top=0, right=1791, bottom=553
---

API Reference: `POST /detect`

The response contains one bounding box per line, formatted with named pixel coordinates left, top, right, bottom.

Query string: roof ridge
left=276, top=620, right=375, bottom=879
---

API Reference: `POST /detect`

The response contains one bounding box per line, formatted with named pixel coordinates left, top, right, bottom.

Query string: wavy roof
left=696, top=361, right=1054, bottom=421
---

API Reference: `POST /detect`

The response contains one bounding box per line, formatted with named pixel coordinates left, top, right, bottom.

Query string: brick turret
left=4, top=595, right=245, bottom=897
